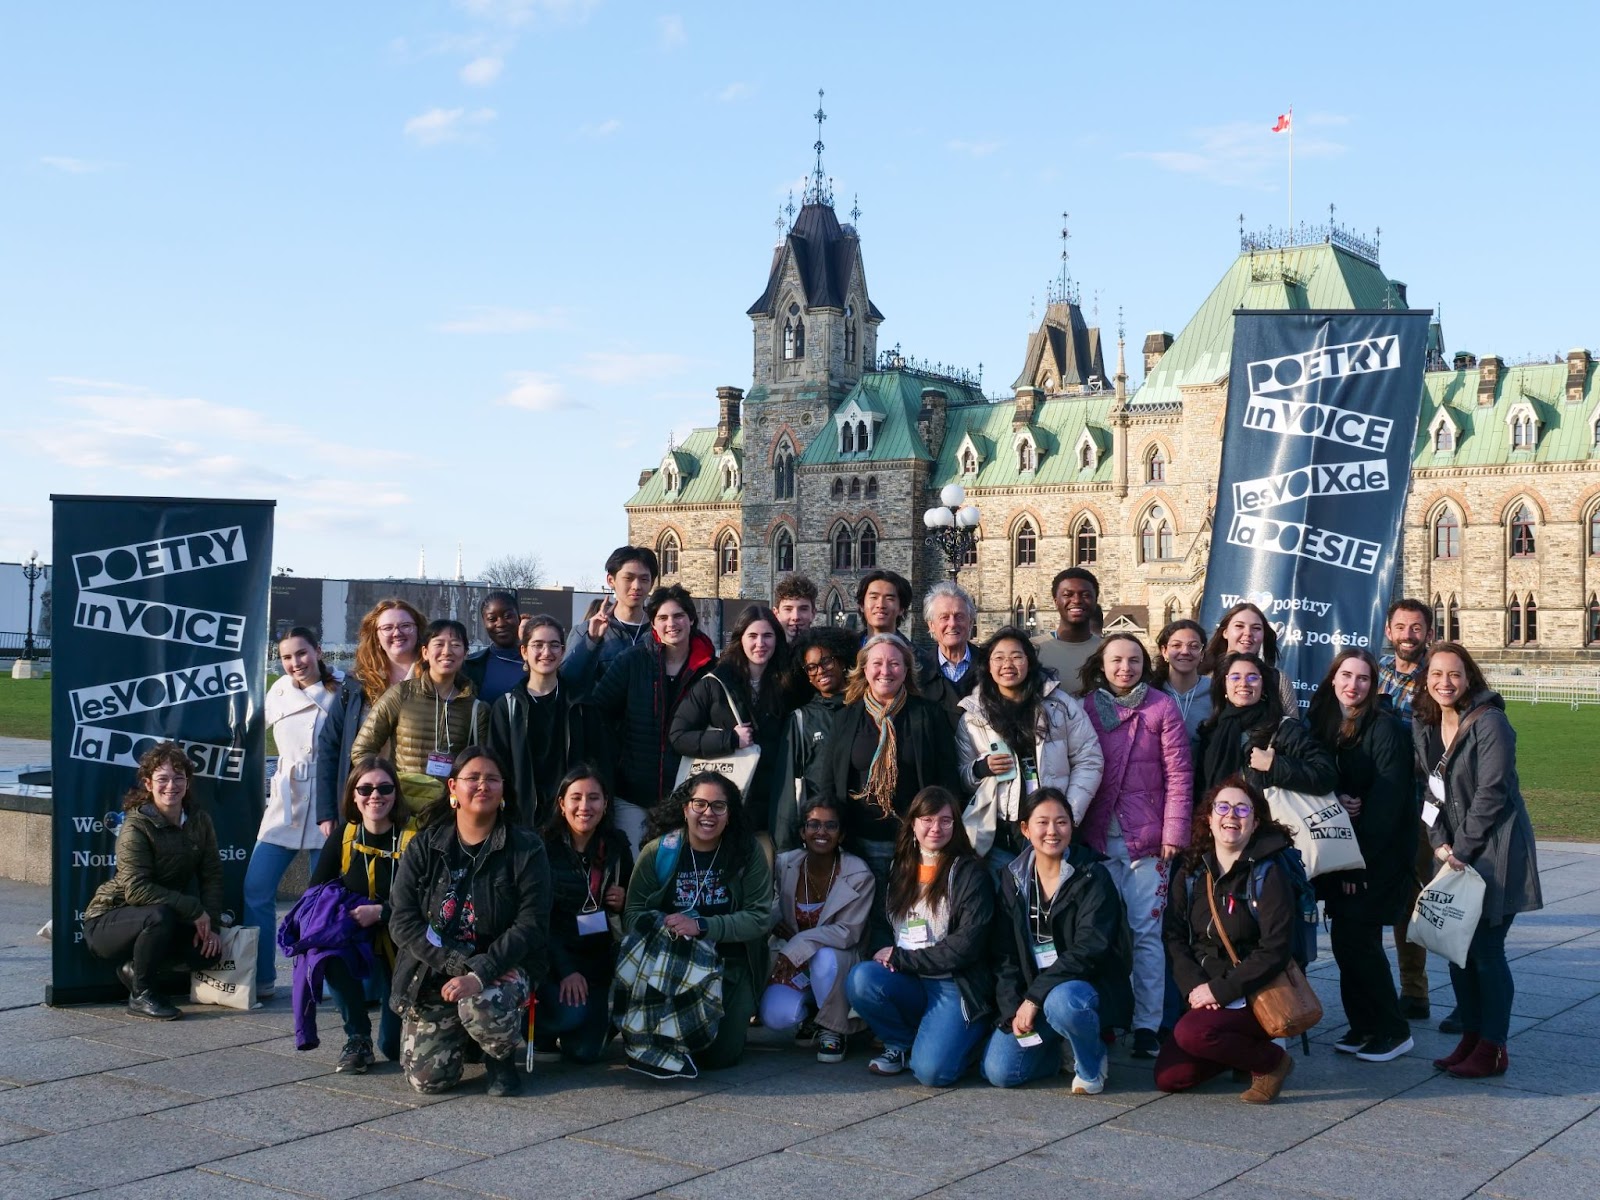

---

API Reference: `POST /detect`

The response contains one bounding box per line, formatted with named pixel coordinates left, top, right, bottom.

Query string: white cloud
left=716, top=82, right=751, bottom=103
left=658, top=14, right=686, bottom=49
left=455, top=0, right=596, bottom=26
left=947, top=139, right=1002, bottom=158
left=404, top=106, right=497, bottom=146
left=572, top=351, right=692, bottom=387
left=437, top=306, right=565, bottom=334
left=1123, top=117, right=1346, bottom=187
left=577, top=118, right=622, bottom=139
left=461, top=55, right=504, bottom=86
left=41, top=156, right=110, bottom=174
left=499, top=371, right=579, bottom=411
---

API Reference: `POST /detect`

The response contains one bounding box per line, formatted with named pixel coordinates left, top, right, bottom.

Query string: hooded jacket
left=1413, top=689, right=1543, bottom=925
left=956, top=681, right=1104, bottom=856
left=277, top=880, right=375, bottom=1050
left=992, top=842, right=1134, bottom=1030
left=349, top=673, right=486, bottom=779
left=561, top=612, right=654, bottom=698
left=83, top=805, right=224, bottom=927
left=1166, top=828, right=1295, bottom=1007
left=1316, top=706, right=1417, bottom=924
left=586, top=630, right=717, bottom=807
left=1080, top=687, right=1193, bottom=862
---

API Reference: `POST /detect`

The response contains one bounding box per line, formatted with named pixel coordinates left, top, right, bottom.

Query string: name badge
left=426, top=753, right=453, bottom=778
left=1015, top=1031, right=1044, bottom=1047
left=789, top=971, right=810, bottom=991
left=1020, top=758, right=1040, bottom=793
left=1421, top=800, right=1441, bottom=828
left=898, top=917, right=931, bottom=948
left=1031, top=940, right=1058, bottom=969
left=1428, top=775, right=1445, bottom=802
left=576, top=910, right=608, bottom=937
left=1225, top=997, right=1247, bottom=1011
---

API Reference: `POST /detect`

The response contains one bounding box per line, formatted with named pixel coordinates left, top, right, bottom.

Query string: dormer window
left=1506, top=402, right=1539, bottom=451
left=1433, top=418, right=1456, bottom=453
left=961, top=448, right=977, bottom=475
left=1074, top=429, right=1099, bottom=472
left=841, top=423, right=854, bottom=453
left=663, top=464, right=680, bottom=494
left=856, top=420, right=869, bottom=451
left=720, top=457, right=740, bottom=491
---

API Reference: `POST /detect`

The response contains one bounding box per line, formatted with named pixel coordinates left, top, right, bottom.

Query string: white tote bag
left=673, top=676, right=761, bottom=797
left=1407, top=863, right=1487, bottom=969
left=1265, top=787, right=1367, bottom=879
left=190, top=924, right=259, bottom=1010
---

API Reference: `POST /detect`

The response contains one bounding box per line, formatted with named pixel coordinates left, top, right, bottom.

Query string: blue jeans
left=243, top=841, right=300, bottom=991
left=850, top=839, right=897, bottom=952
left=324, top=955, right=402, bottom=1060
left=982, top=980, right=1106, bottom=1088
left=845, top=962, right=986, bottom=1087
left=535, top=973, right=612, bottom=1063
left=1451, top=915, right=1516, bottom=1044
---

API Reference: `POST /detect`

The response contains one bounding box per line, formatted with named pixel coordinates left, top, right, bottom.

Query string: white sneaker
left=867, top=1046, right=908, bottom=1076
left=1071, top=1060, right=1108, bottom=1095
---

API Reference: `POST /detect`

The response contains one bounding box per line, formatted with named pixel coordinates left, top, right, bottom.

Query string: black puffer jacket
left=585, top=631, right=716, bottom=808
left=885, top=855, right=996, bottom=1021
left=387, top=817, right=552, bottom=1011
left=992, top=842, right=1133, bottom=1030
left=487, top=685, right=603, bottom=829
left=1166, top=828, right=1295, bottom=1008
left=669, top=664, right=795, bottom=835
left=1316, top=707, right=1417, bottom=924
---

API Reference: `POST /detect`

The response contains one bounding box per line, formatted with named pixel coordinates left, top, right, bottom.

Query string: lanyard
left=682, top=844, right=720, bottom=912
left=352, top=826, right=400, bottom=898
left=1029, top=870, right=1054, bottom=943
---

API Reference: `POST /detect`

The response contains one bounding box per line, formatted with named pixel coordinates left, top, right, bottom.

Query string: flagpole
left=1288, top=103, right=1294, bottom=234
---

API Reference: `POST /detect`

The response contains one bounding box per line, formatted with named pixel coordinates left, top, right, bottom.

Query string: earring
left=499, top=799, right=506, bottom=810
left=450, top=798, right=459, bottom=809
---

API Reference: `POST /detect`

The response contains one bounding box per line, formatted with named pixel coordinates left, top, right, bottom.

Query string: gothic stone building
left=625, top=193, right=1600, bottom=661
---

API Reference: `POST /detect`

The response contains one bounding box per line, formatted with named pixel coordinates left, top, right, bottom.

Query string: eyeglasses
left=377, top=622, right=416, bottom=636
left=1213, top=801, right=1254, bottom=818
left=802, top=819, right=841, bottom=832
left=1226, top=673, right=1263, bottom=685
left=527, top=639, right=564, bottom=653
left=686, top=799, right=729, bottom=815
left=458, top=773, right=503, bottom=788
left=913, top=815, right=956, bottom=830
left=354, top=783, right=397, bottom=797
left=804, top=658, right=839, bottom=675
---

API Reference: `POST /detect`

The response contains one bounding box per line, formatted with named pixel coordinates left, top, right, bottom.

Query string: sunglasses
left=354, top=783, right=397, bottom=797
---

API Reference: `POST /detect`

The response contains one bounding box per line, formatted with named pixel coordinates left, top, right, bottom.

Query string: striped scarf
left=852, top=690, right=907, bottom=819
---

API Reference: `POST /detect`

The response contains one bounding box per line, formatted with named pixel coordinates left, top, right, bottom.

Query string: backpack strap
left=340, top=822, right=358, bottom=876
left=656, top=829, right=684, bottom=883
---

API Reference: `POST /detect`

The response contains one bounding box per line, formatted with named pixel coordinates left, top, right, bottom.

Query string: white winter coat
left=260, top=673, right=340, bottom=850
left=956, top=680, right=1104, bottom=857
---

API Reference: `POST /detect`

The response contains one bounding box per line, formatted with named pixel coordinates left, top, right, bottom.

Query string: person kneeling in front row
left=983, top=787, right=1133, bottom=1094
left=388, top=747, right=551, bottom=1096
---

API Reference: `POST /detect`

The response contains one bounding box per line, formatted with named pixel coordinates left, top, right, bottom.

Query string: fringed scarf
left=852, top=690, right=908, bottom=820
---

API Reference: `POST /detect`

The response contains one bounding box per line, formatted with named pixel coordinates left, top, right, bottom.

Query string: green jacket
left=349, top=673, right=485, bottom=777
left=624, top=831, right=773, bottom=981
left=84, top=805, right=224, bottom=926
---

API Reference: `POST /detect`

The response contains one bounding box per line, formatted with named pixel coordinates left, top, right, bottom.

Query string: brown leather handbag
left=1204, top=869, right=1323, bottom=1038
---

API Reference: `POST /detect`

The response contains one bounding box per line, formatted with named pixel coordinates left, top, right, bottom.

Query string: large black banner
left=1200, top=310, right=1431, bottom=708
left=49, top=496, right=274, bottom=1004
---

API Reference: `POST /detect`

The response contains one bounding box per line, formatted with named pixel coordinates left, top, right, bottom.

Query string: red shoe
left=1447, top=1040, right=1508, bottom=1078
left=1432, top=1033, right=1480, bottom=1071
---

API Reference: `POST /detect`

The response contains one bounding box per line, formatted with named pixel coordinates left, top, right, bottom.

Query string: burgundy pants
left=1154, top=1004, right=1285, bottom=1091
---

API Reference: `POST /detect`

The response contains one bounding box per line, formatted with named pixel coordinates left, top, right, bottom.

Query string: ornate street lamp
left=923, top=484, right=981, bottom=583
left=21, top=550, right=43, bottom=661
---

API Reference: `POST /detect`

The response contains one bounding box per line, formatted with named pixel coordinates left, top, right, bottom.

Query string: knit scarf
left=1091, top=682, right=1148, bottom=731
left=1200, top=698, right=1270, bottom=791
left=852, top=690, right=907, bottom=820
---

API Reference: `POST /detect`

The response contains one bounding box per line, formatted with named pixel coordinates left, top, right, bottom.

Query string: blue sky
left=4, top=1, right=1595, bottom=587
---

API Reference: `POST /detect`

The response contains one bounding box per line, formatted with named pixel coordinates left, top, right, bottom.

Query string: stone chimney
left=712, top=385, right=743, bottom=453
left=638, top=468, right=655, bottom=488
left=1142, top=331, right=1174, bottom=377
left=1453, top=351, right=1477, bottom=370
left=1477, top=356, right=1503, bottom=406
left=1567, top=348, right=1591, bottom=404
left=1013, top=386, right=1039, bottom=430
left=917, top=388, right=948, bottom=457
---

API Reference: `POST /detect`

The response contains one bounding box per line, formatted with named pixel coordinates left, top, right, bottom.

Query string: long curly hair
left=644, top=770, right=757, bottom=868
left=1184, top=774, right=1297, bottom=868
left=354, top=598, right=426, bottom=702
left=121, top=741, right=195, bottom=813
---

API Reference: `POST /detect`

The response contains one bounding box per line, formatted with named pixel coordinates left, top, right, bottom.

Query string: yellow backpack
left=341, top=821, right=417, bottom=900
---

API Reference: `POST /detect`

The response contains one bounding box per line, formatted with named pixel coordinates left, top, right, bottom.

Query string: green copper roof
left=626, top=426, right=744, bottom=507
left=1412, top=360, right=1598, bottom=468
left=795, top=368, right=986, bottom=466
left=933, top=393, right=1117, bottom=488
left=1132, top=243, right=1404, bottom=409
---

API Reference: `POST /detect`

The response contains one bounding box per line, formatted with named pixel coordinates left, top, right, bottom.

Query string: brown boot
left=1432, top=1033, right=1480, bottom=1071
left=1447, top=1040, right=1508, bottom=1079
left=1241, top=1052, right=1294, bottom=1104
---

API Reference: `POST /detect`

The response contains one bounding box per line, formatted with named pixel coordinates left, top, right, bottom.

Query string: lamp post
left=923, top=484, right=981, bottom=583
left=21, top=550, right=43, bottom=661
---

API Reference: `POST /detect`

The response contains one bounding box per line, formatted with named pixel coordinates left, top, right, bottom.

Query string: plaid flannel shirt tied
left=612, top=911, right=724, bottom=1074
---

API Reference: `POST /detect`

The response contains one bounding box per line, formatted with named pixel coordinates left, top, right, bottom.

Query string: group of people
left=82, top=546, right=1543, bottom=1103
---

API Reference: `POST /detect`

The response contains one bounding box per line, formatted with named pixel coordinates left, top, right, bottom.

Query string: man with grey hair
left=916, top=579, right=979, bottom=728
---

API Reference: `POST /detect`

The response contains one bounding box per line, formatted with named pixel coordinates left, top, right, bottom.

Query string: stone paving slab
left=0, top=1113, right=261, bottom=1189
left=207, top=1127, right=484, bottom=1199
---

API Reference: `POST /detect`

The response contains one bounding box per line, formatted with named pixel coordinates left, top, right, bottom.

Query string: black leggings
left=1329, top=914, right=1408, bottom=1042
left=84, top=904, right=220, bottom=993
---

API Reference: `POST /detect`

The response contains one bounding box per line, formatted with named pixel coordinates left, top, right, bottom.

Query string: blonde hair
left=843, top=633, right=920, bottom=705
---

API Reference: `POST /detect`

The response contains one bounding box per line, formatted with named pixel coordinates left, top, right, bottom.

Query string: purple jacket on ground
left=1081, top=688, right=1194, bottom=862
left=277, top=880, right=375, bottom=1050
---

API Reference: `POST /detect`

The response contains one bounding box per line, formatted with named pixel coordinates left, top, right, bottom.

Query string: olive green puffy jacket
left=84, top=805, right=224, bottom=926
left=349, top=674, right=486, bottom=777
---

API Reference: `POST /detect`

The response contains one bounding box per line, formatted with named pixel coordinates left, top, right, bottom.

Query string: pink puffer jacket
left=1080, top=688, right=1193, bottom=862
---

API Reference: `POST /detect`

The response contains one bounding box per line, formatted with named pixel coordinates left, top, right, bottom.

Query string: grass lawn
left=0, top=679, right=1594, bottom=839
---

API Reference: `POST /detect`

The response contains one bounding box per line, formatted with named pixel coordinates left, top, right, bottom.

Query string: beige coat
left=261, top=674, right=338, bottom=850
left=770, top=848, right=873, bottom=1032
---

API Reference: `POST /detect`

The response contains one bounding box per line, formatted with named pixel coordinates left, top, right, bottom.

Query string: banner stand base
left=46, top=983, right=131, bottom=1007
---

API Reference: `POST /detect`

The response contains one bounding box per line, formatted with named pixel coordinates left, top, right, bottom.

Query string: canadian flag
left=1272, top=112, right=1292, bottom=133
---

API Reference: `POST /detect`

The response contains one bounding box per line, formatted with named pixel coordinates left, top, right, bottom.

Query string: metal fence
left=1484, top=670, right=1600, bottom=709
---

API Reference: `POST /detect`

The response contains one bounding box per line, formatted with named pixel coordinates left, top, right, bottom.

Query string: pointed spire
left=455, top=543, right=464, bottom=583
left=804, top=88, right=832, bottom=206
left=1059, top=212, right=1071, bottom=300
left=1115, top=306, right=1128, bottom=402
left=417, top=545, right=427, bottom=579
left=850, top=193, right=860, bottom=226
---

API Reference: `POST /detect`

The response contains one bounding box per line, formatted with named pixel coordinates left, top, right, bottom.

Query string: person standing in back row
left=1032, top=568, right=1101, bottom=697
left=561, top=546, right=658, bottom=697
left=461, top=591, right=524, bottom=705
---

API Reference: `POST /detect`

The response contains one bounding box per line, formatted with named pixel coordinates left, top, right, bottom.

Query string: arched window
left=1434, top=509, right=1460, bottom=559
left=831, top=477, right=844, bottom=501
left=1589, top=508, right=1600, bottom=556
left=773, top=527, right=794, bottom=574
left=1510, top=503, right=1536, bottom=557
left=1147, top=447, right=1167, bottom=484
left=1018, top=440, right=1034, bottom=472
left=658, top=532, right=680, bottom=577
left=1078, top=441, right=1094, bottom=470
left=1025, top=598, right=1038, bottom=630
left=663, top=465, right=680, bottom=494
left=828, top=593, right=845, bottom=626
left=849, top=477, right=862, bottom=500
left=1074, top=518, right=1098, bottom=565
left=856, top=420, right=869, bottom=451
left=960, top=447, right=977, bottom=475
left=961, top=536, right=978, bottom=567
left=1164, top=598, right=1181, bottom=627
left=1525, top=594, right=1538, bottom=642
left=1140, top=505, right=1174, bottom=562
left=1012, top=597, right=1025, bottom=628
left=1434, top=422, right=1455, bottom=453
left=832, top=526, right=853, bottom=572
left=1432, top=594, right=1445, bottom=639
left=722, top=462, right=739, bottom=491
left=858, top=524, right=878, bottom=569
left=1511, top=413, right=1535, bottom=449
left=1448, top=595, right=1461, bottom=641
left=1014, top=519, right=1038, bottom=567
left=1588, top=595, right=1600, bottom=645
left=1507, top=595, right=1522, bottom=645
left=783, top=320, right=798, bottom=361
left=772, top=440, right=795, bottom=500
left=844, top=318, right=857, bottom=363
left=841, top=422, right=855, bottom=454
left=718, top=533, right=739, bottom=576
left=865, top=476, right=878, bottom=500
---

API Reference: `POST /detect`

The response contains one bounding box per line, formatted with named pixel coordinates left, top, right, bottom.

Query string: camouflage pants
left=401, top=969, right=530, bottom=1094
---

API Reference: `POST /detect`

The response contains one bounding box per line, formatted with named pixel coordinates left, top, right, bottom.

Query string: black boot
left=117, top=962, right=137, bottom=996
left=483, top=1052, right=523, bottom=1097
left=127, top=990, right=181, bottom=1021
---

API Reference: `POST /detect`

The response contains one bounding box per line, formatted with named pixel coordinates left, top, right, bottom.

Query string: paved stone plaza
left=0, top=846, right=1595, bottom=1200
